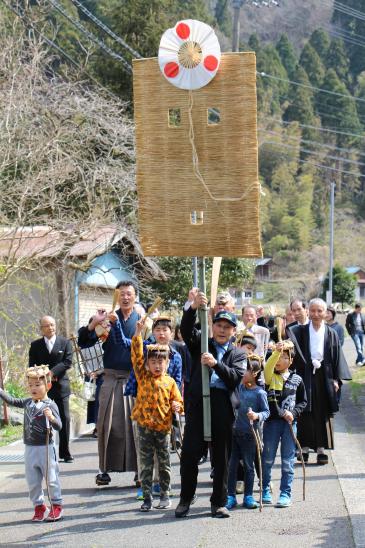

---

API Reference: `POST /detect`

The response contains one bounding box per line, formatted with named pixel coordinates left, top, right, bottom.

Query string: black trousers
left=54, top=395, right=71, bottom=459
left=180, top=388, right=234, bottom=507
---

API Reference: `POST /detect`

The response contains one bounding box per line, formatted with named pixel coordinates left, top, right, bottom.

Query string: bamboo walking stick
left=45, top=416, right=55, bottom=521
left=248, top=408, right=263, bottom=512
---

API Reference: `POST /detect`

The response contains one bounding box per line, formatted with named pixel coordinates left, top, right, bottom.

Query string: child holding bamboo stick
left=226, top=356, right=269, bottom=510
left=0, top=365, right=63, bottom=521
left=262, top=341, right=307, bottom=507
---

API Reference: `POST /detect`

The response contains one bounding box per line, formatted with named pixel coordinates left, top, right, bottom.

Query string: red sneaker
left=32, top=504, right=49, bottom=522
left=47, top=504, right=63, bottom=521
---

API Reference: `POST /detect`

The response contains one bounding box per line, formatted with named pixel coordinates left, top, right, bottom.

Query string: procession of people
left=0, top=280, right=354, bottom=523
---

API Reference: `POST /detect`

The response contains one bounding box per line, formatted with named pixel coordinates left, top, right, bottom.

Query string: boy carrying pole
left=0, top=365, right=63, bottom=521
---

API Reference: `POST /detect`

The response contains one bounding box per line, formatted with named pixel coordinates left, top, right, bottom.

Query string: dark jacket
left=345, top=311, right=365, bottom=336
left=0, top=390, right=61, bottom=445
left=289, top=323, right=350, bottom=415
left=29, top=336, right=72, bottom=399
left=78, top=309, right=140, bottom=371
left=180, top=306, right=246, bottom=413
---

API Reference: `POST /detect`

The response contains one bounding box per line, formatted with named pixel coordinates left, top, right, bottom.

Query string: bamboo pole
left=0, top=358, right=9, bottom=425
left=198, top=257, right=211, bottom=441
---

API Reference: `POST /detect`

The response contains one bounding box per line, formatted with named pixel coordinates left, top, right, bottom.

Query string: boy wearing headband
left=131, top=318, right=183, bottom=512
left=0, top=365, right=63, bottom=521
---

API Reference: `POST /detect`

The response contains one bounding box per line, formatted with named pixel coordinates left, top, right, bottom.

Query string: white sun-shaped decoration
left=158, top=19, right=221, bottom=90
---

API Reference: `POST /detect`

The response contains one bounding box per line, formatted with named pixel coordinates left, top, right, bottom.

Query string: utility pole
left=327, top=182, right=335, bottom=305
left=232, top=0, right=244, bottom=52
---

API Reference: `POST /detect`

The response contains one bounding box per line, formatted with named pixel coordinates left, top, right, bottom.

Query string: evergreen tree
left=309, top=28, right=330, bottom=59
left=259, top=44, right=289, bottom=112
left=317, top=69, right=362, bottom=147
left=89, top=0, right=212, bottom=98
left=248, top=33, right=260, bottom=53
left=284, top=66, right=315, bottom=124
left=299, top=43, right=325, bottom=88
left=326, top=38, right=350, bottom=83
left=332, top=0, right=365, bottom=78
left=214, top=0, right=232, bottom=36
left=355, top=72, right=365, bottom=128
left=276, top=34, right=297, bottom=79
left=321, top=265, right=356, bottom=306
left=147, top=257, right=254, bottom=306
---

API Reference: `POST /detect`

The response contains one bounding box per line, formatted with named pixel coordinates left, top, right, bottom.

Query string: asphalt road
left=0, top=338, right=363, bottom=547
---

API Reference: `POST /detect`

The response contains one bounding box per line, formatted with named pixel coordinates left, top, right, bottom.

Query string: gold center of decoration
left=178, top=41, right=202, bottom=69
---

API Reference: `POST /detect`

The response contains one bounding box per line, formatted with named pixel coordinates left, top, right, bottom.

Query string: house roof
left=0, top=226, right=63, bottom=259
left=0, top=224, right=165, bottom=280
left=346, top=266, right=364, bottom=275
left=255, top=258, right=272, bottom=267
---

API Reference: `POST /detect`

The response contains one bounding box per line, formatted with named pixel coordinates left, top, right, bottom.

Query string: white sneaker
left=154, top=496, right=171, bottom=509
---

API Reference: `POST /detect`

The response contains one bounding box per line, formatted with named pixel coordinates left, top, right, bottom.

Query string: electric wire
left=0, top=0, right=120, bottom=100
left=257, top=71, right=365, bottom=104
left=259, top=139, right=365, bottom=169
left=69, top=0, right=143, bottom=59
left=46, top=0, right=132, bottom=73
left=259, top=127, right=365, bottom=158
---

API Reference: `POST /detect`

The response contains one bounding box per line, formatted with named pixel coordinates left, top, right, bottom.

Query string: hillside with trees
left=0, top=0, right=364, bottom=304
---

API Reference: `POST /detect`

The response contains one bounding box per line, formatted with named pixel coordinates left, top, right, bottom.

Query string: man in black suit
left=29, top=316, right=73, bottom=462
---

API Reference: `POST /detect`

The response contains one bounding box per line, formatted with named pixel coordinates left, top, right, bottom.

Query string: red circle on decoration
left=176, top=22, right=190, bottom=40
left=164, top=62, right=179, bottom=78
left=204, top=55, right=219, bottom=71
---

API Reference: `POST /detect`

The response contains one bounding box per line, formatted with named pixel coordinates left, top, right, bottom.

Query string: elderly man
left=29, top=316, right=73, bottom=462
left=175, top=291, right=245, bottom=519
left=289, top=298, right=350, bottom=465
left=78, top=280, right=140, bottom=486
left=241, top=305, right=270, bottom=358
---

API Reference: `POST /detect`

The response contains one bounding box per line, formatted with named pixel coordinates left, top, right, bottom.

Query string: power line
left=0, top=0, right=120, bottom=100
left=268, top=116, right=365, bottom=140
left=332, top=0, right=365, bottom=22
left=259, top=127, right=365, bottom=158
left=260, top=142, right=362, bottom=177
left=259, top=138, right=365, bottom=169
left=69, top=0, right=143, bottom=59
left=46, top=0, right=132, bottom=73
left=273, top=88, right=365, bottom=127
left=258, top=71, right=365, bottom=105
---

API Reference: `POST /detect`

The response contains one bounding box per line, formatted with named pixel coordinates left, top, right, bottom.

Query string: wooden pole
left=198, top=257, right=211, bottom=441
left=0, top=358, right=9, bottom=425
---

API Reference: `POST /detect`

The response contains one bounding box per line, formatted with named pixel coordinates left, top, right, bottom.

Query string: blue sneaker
left=275, top=493, right=291, bottom=508
left=225, top=495, right=237, bottom=510
left=243, top=495, right=258, bottom=509
left=136, top=487, right=143, bottom=500
left=152, top=483, right=161, bottom=495
left=262, top=488, right=272, bottom=505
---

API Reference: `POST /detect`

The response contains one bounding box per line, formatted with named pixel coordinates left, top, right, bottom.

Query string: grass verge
left=0, top=424, right=23, bottom=447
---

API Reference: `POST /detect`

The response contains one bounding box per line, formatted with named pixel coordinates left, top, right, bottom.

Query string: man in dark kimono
left=289, top=298, right=351, bottom=465
left=78, top=281, right=140, bottom=486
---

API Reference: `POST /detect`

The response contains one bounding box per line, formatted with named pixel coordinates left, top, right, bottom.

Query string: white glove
left=312, top=359, right=322, bottom=375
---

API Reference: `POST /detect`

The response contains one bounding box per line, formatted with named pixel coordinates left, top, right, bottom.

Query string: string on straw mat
left=188, top=89, right=258, bottom=203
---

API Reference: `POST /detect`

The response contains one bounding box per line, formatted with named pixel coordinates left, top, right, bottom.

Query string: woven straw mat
left=133, top=52, right=262, bottom=258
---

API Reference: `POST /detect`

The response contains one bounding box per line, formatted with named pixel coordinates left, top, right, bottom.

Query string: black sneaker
left=175, top=494, right=197, bottom=518
left=317, top=453, right=328, bottom=465
left=95, top=473, right=111, bottom=486
left=140, top=497, right=153, bottom=512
